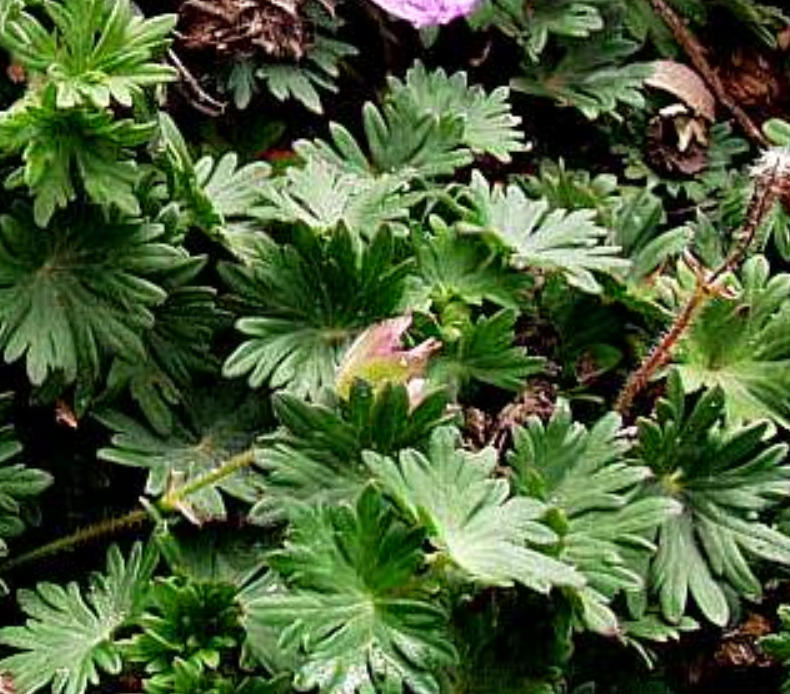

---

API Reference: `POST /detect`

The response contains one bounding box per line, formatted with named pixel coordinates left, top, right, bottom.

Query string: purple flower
left=366, top=0, right=480, bottom=27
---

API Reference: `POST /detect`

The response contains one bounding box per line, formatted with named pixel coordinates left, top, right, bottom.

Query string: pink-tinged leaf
left=336, top=315, right=441, bottom=402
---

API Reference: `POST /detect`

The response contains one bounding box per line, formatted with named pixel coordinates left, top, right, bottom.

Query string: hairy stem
left=615, top=170, right=781, bottom=418
left=0, top=447, right=257, bottom=575
left=614, top=282, right=708, bottom=417
left=0, top=508, right=150, bottom=572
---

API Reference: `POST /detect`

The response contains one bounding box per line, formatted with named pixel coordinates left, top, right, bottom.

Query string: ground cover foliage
left=2, top=0, right=790, bottom=692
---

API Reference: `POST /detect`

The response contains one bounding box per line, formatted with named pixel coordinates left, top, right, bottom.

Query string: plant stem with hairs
left=0, top=447, right=257, bottom=575
left=615, top=152, right=789, bottom=417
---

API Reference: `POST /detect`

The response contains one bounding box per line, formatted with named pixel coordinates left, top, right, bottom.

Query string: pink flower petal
left=367, top=0, right=480, bottom=27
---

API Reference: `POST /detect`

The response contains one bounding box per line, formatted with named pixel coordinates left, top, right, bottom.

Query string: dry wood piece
left=648, top=0, right=767, bottom=147
left=177, top=0, right=314, bottom=61
left=645, top=59, right=716, bottom=121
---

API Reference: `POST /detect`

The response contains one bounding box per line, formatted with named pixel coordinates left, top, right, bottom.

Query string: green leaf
left=509, top=402, right=680, bottom=633
left=253, top=8, right=357, bottom=114
left=636, top=374, right=790, bottom=625
left=98, top=384, right=271, bottom=523
left=365, top=427, right=583, bottom=592
left=0, top=391, right=51, bottom=592
left=102, top=257, right=226, bottom=435
left=252, top=383, right=452, bottom=523
left=511, top=36, right=651, bottom=120
left=413, top=225, right=531, bottom=310
left=293, top=60, right=523, bottom=180
left=760, top=604, right=790, bottom=693
left=221, top=227, right=411, bottom=397
left=251, top=157, right=412, bottom=237
left=386, top=61, right=525, bottom=162
left=0, top=0, right=175, bottom=109
left=123, top=577, right=245, bottom=694
left=242, top=487, right=458, bottom=694
left=0, top=206, right=182, bottom=386
left=676, top=255, right=790, bottom=429
left=155, top=114, right=271, bottom=247
left=0, top=542, right=158, bottom=694
left=431, top=309, right=544, bottom=392
left=460, top=172, right=629, bottom=293
left=469, top=0, right=604, bottom=58
left=0, top=94, right=155, bottom=225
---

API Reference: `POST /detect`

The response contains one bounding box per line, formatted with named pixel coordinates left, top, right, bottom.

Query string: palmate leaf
left=242, top=487, right=457, bottom=694
left=676, top=255, right=790, bottom=429
left=511, top=36, right=651, bottom=120
left=98, top=384, right=271, bottom=523
left=297, top=101, right=470, bottom=180
left=468, top=0, right=605, bottom=58
left=509, top=403, right=680, bottom=633
left=255, top=26, right=358, bottom=114
left=0, top=542, right=157, bottom=694
left=458, top=172, right=628, bottom=293
left=251, top=383, right=451, bottom=523
left=431, top=310, right=544, bottom=393
left=156, top=113, right=271, bottom=247
left=251, top=158, right=412, bottom=237
left=386, top=62, right=525, bottom=163
left=413, top=224, right=531, bottom=311
left=221, top=227, right=411, bottom=397
left=0, top=0, right=175, bottom=109
left=295, top=60, right=524, bottom=179
left=0, top=206, right=184, bottom=386
left=365, top=427, right=583, bottom=593
left=636, top=373, right=790, bottom=626
left=103, top=282, right=225, bottom=435
left=101, top=253, right=226, bottom=435
left=759, top=605, right=790, bottom=693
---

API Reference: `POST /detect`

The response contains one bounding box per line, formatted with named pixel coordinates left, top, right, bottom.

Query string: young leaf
left=386, top=61, right=525, bottom=162
left=759, top=604, right=790, bottom=693
left=0, top=95, right=155, bottom=225
left=0, top=542, right=158, bottom=694
left=0, top=0, right=176, bottom=109
left=365, top=427, right=584, bottom=592
left=431, top=309, right=544, bottom=392
left=242, top=487, right=458, bottom=694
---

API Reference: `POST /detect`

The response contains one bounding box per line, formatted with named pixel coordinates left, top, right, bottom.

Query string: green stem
left=0, top=447, right=258, bottom=575
left=0, top=508, right=149, bottom=572
left=159, top=448, right=256, bottom=511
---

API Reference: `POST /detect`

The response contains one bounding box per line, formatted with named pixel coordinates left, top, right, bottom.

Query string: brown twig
left=648, top=0, right=766, bottom=147
left=614, top=281, right=707, bottom=417
left=167, top=48, right=227, bottom=117
left=614, top=153, right=786, bottom=418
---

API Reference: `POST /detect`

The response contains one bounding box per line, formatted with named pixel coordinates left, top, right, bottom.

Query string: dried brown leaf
left=646, top=59, right=716, bottom=121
